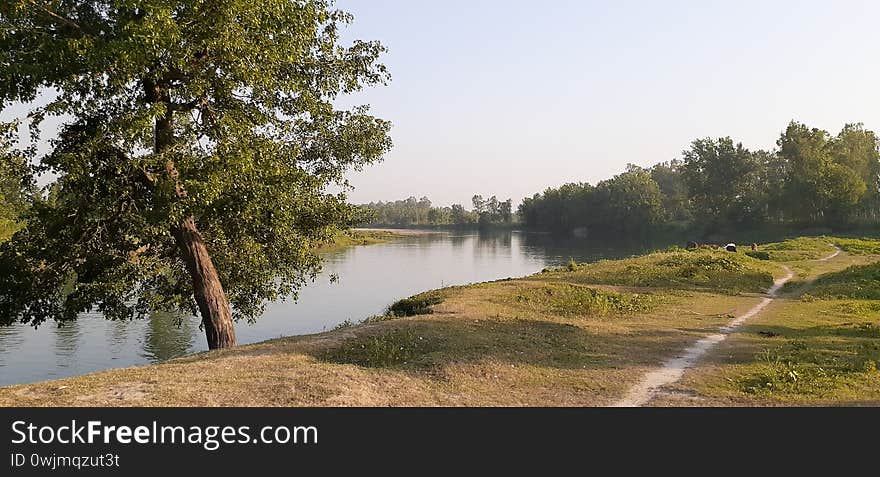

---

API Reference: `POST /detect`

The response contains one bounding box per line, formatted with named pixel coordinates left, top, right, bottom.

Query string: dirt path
left=613, top=246, right=841, bottom=407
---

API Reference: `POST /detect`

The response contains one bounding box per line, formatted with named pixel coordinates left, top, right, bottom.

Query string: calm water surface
left=0, top=230, right=663, bottom=386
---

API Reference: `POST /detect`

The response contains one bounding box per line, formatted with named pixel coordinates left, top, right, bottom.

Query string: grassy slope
left=1, top=236, right=878, bottom=407
left=652, top=238, right=880, bottom=406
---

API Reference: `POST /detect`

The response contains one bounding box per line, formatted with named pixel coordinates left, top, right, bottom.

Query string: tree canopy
left=519, top=121, right=880, bottom=236
left=0, top=0, right=392, bottom=349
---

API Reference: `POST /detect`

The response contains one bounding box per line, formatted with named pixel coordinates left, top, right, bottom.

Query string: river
left=0, top=229, right=664, bottom=387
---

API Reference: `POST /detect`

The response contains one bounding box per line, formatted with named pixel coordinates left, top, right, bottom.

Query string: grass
left=808, top=262, right=880, bottom=300
left=2, top=234, right=880, bottom=407
left=830, top=237, right=880, bottom=255
left=760, top=236, right=838, bottom=261
left=745, top=251, right=770, bottom=261
left=534, top=248, right=779, bottom=294
left=657, top=298, right=880, bottom=405
left=511, top=283, right=661, bottom=317
left=320, top=329, right=436, bottom=368
left=0, top=270, right=762, bottom=406
left=647, top=239, right=880, bottom=406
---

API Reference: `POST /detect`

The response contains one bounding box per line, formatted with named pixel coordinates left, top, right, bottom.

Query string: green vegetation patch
left=830, top=300, right=880, bottom=316
left=0, top=218, right=20, bottom=243
left=387, top=290, right=446, bottom=317
left=539, top=249, right=776, bottom=294
left=745, top=251, right=770, bottom=261
left=810, top=263, right=880, bottom=300
left=318, top=230, right=400, bottom=253
left=514, top=283, right=659, bottom=317
left=736, top=339, right=880, bottom=397
left=831, top=237, right=880, bottom=255
left=761, top=237, right=836, bottom=261
left=319, top=329, right=436, bottom=368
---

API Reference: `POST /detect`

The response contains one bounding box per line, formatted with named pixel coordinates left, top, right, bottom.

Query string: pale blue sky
left=336, top=0, right=880, bottom=206
left=4, top=1, right=879, bottom=207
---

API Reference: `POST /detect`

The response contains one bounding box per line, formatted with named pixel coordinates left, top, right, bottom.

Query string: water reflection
left=143, top=312, right=198, bottom=362
left=0, top=229, right=662, bottom=386
left=52, top=319, right=82, bottom=367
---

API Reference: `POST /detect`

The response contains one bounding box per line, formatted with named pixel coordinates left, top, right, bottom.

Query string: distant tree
left=499, top=199, right=513, bottom=224
left=520, top=121, right=880, bottom=234
left=0, top=1, right=392, bottom=349
left=650, top=160, right=692, bottom=222
left=777, top=121, right=867, bottom=226
left=593, top=168, right=663, bottom=236
left=681, top=137, right=765, bottom=229
left=829, top=124, right=880, bottom=222
left=450, top=204, right=474, bottom=225
left=472, top=195, right=486, bottom=215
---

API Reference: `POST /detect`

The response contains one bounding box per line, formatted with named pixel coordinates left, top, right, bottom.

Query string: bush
left=387, top=291, right=444, bottom=317
left=746, top=251, right=770, bottom=261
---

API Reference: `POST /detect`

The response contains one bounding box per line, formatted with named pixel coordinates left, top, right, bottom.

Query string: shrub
left=387, top=291, right=445, bottom=317
left=746, top=251, right=770, bottom=261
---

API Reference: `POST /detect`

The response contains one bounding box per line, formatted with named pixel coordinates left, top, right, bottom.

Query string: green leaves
left=777, top=121, right=873, bottom=226
left=0, top=1, right=392, bottom=326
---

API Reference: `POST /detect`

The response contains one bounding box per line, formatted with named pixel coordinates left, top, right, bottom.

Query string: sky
left=333, top=0, right=880, bottom=206
left=4, top=1, right=880, bottom=207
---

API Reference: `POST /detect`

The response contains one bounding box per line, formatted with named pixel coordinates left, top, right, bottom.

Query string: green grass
left=535, top=248, right=778, bottom=294
left=319, top=329, right=436, bottom=368
left=809, top=262, right=880, bottom=300
left=831, top=237, right=880, bottom=255
left=512, top=283, right=660, bottom=317
left=760, top=236, right=837, bottom=261
left=745, top=251, right=770, bottom=261
left=729, top=300, right=880, bottom=398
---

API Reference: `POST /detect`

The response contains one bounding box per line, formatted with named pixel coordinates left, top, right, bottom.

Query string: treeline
left=520, top=121, right=880, bottom=236
left=360, top=194, right=513, bottom=227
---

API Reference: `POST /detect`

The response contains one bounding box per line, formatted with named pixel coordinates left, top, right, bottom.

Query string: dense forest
left=519, top=121, right=880, bottom=237
left=360, top=195, right=513, bottom=227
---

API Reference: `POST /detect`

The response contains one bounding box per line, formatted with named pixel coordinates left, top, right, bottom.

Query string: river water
left=0, top=229, right=663, bottom=386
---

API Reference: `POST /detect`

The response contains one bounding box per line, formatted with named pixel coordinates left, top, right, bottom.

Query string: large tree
left=0, top=1, right=392, bottom=349
left=681, top=137, right=765, bottom=229
left=777, top=122, right=867, bottom=226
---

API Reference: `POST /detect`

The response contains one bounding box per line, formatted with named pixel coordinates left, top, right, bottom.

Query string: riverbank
left=2, top=236, right=879, bottom=406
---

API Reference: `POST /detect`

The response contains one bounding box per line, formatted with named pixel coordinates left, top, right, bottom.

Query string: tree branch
left=27, top=0, right=83, bottom=31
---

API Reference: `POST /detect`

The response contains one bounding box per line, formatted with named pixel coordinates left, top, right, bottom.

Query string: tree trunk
left=172, top=216, right=237, bottom=349
left=148, top=79, right=237, bottom=349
